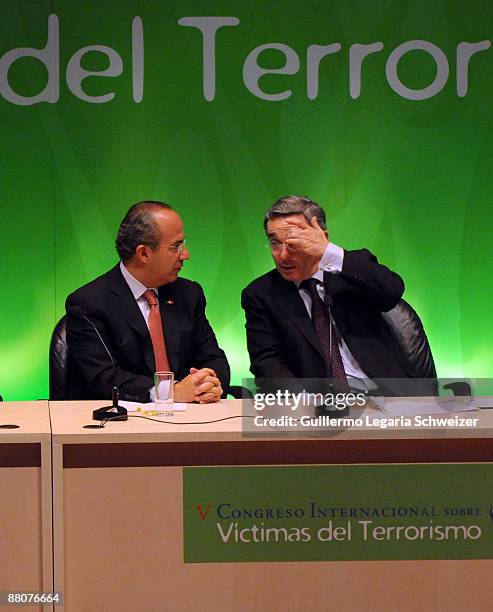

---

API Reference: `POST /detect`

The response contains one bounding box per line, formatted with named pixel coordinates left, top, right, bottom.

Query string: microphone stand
left=93, top=386, right=128, bottom=421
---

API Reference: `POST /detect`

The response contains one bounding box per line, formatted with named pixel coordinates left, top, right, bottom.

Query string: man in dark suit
left=66, top=201, right=229, bottom=403
left=241, top=195, right=415, bottom=394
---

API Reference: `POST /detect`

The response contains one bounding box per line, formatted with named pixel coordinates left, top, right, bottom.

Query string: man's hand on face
left=284, top=217, right=328, bottom=259
left=174, top=367, right=223, bottom=403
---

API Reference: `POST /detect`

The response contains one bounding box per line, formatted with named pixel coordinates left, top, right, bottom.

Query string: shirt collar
left=119, top=261, right=158, bottom=300
left=295, top=243, right=342, bottom=289
left=295, top=267, right=325, bottom=289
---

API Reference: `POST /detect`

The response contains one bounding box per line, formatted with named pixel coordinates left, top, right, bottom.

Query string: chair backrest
left=49, top=315, right=69, bottom=400
left=382, top=299, right=436, bottom=379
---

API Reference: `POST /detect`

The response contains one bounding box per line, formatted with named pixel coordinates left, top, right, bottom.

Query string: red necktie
left=142, top=289, right=170, bottom=372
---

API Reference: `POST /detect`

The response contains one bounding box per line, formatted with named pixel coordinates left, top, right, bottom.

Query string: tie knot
left=300, top=278, right=319, bottom=295
left=143, top=289, right=158, bottom=307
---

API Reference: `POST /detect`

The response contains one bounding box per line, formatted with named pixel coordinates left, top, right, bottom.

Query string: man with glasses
left=66, top=200, right=229, bottom=403
left=241, top=195, right=411, bottom=392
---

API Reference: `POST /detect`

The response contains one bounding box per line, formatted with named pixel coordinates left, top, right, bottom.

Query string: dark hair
left=263, top=195, right=327, bottom=233
left=115, top=201, right=172, bottom=263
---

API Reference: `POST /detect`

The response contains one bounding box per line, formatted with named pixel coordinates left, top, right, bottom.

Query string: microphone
left=71, top=306, right=116, bottom=368
left=322, top=290, right=334, bottom=380
left=69, top=306, right=127, bottom=422
left=93, top=385, right=127, bottom=421
left=323, top=292, right=333, bottom=308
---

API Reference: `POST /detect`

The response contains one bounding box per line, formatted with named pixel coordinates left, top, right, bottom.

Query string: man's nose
left=179, top=245, right=190, bottom=260
left=277, top=243, right=290, bottom=260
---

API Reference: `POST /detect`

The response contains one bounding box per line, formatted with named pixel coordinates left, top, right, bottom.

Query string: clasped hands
left=174, top=367, right=223, bottom=403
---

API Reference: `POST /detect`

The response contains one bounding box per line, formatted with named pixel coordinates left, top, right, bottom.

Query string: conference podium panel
left=0, top=402, right=53, bottom=612
left=48, top=398, right=493, bottom=612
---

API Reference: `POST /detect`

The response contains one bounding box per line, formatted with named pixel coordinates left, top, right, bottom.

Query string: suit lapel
left=106, top=266, right=156, bottom=374
left=273, top=273, right=322, bottom=356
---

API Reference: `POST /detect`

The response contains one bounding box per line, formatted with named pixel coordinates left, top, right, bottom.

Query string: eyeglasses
left=158, top=240, right=187, bottom=253
left=266, top=239, right=294, bottom=252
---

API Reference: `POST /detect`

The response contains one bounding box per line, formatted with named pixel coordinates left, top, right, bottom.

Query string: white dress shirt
left=119, top=262, right=167, bottom=402
left=119, top=261, right=158, bottom=329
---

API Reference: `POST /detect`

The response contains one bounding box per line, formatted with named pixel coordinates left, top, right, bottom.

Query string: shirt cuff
left=319, top=243, right=344, bottom=273
left=149, top=379, right=172, bottom=402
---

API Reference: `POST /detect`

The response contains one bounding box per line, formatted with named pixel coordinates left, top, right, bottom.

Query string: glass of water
left=154, top=371, right=174, bottom=414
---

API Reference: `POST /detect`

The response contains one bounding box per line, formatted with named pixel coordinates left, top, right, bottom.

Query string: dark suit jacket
left=66, top=265, right=230, bottom=402
left=241, top=249, right=415, bottom=392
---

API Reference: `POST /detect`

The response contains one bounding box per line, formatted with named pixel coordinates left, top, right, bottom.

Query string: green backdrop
left=1, top=1, right=492, bottom=400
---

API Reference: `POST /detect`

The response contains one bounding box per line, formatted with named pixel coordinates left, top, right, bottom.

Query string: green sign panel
left=1, top=2, right=493, bottom=401
left=183, top=464, right=493, bottom=562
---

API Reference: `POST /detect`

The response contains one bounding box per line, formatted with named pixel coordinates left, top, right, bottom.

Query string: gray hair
left=263, top=195, right=327, bottom=233
left=115, top=201, right=172, bottom=263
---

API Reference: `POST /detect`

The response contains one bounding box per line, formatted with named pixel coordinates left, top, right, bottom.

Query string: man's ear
left=134, top=243, right=150, bottom=263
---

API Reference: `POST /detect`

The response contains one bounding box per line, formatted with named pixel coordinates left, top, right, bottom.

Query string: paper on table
left=374, top=395, right=488, bottom=417
left=472, top=397, right=493, bottom=410
left=118, top=400, right=188, bottom=413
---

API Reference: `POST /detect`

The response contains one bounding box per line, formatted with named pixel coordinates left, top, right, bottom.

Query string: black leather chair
left=49, top=315, right=249, bottom=400
left=49, top=316, right=69, bottom=400
left=382, top=299, right=436, bottom=379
